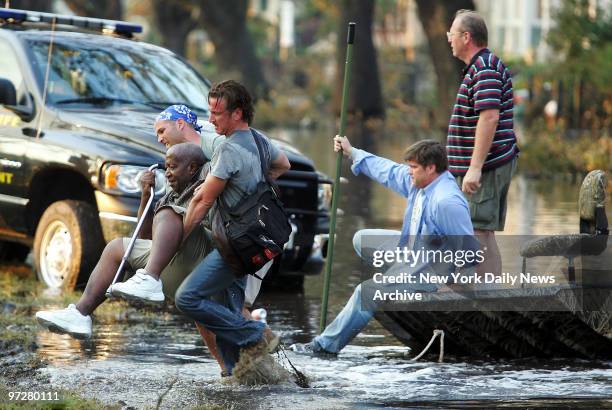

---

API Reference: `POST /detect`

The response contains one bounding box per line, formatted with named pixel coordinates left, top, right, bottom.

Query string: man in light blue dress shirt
left=292, top=137, right=475, bottom=355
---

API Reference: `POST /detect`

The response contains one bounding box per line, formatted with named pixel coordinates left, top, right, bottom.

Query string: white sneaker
left=109, top=269, right=164, bottom=303
left=35, top=304, right=92, bottom=339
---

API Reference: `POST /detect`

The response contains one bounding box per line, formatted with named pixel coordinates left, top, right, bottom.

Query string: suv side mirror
left=0, top=78, right=35, bottom=122
left=0, top=78, right=17, bottom=105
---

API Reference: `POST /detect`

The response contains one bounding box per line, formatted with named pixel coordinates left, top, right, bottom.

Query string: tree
left=334, top=0, right=384, bottom=121
left=64, top=0, right=122, bottom=20
left=8, top=0, right=121, bottom=20
left=151, top=0, right=198, bottom=57
left=148, top=0, right=270, bottom=100
left=546, top=0, right=612, bottom=130
left=415, top=0, right=474, bottom=132
left=198, top=0, right=269, bottom=100
left=7, top=0, right=53, bottom=12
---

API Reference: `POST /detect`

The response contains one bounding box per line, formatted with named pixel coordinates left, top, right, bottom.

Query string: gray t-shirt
left=210, top=128, right=280, bottom=208
left=199, top=121, right=224, bottom=161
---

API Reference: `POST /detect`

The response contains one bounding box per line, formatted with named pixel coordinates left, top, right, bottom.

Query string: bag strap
left=250, top=128, right=270, bottom=184
left=216, top=129, right=270, bottom=217
left=250, top=128, right=282, bottom=198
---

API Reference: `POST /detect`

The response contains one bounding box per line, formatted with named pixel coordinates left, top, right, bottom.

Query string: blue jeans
left=175, top=249, right=265, bottom=372
left=313, top=229, right=399, bottom=354
left=313, top=228, right=457, bottom=354
left=313, top=283, right=375, bottom=353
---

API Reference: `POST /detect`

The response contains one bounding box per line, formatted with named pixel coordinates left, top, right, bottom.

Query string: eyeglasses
left=446, top=31, right=467, bottom=40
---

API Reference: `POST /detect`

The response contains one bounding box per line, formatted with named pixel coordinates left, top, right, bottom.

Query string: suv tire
left=33, top=200, right=104, bottom=289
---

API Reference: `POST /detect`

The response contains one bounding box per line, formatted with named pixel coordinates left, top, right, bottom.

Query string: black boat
left=376, top=170, right=611, bottom=360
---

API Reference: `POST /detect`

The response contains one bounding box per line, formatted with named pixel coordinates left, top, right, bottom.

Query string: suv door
left=0, top=38, right=31, bottom=235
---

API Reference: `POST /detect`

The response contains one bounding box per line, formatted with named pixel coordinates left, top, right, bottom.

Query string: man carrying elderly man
left=37, top=99, right=288, bottom=376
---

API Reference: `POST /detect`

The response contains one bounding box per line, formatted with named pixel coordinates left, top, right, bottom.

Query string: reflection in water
left=33, top=127, right=612, bottom=408
left=505, top=176, right=583, bottom=235
left=36, top=304, right=211, bottom=364
left=36, top=331, right=87, bottom=362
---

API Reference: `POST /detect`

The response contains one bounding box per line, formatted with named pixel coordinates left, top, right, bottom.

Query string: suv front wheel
left=33, top=200, right=104, bottom=289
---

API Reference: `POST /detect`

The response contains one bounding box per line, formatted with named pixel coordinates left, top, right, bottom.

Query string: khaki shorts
left=123, top=227, right=212, bottom=300
left=123, top=227, right=268, bottom=306
left=455, top=157, right=517, bottom=231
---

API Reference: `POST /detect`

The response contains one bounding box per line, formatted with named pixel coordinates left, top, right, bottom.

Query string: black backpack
left=214, top=129, right=292, bottom=277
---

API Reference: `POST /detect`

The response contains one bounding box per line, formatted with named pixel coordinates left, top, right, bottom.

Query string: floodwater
left=34, top=127, right=611, bottom=408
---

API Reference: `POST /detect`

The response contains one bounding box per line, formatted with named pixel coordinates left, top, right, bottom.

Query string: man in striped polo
left=447, top=10, right=519, bottom=275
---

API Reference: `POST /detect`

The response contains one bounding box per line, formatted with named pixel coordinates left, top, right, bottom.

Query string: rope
left=438, top=329, right=444, bottom=363
left=409, top=329, right=444, bottom=363
left=275, top=344, right=309, bottom=388
left=35, top=16, right=57, bottom=140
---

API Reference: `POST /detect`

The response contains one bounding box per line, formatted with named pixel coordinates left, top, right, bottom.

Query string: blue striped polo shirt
left=447, top=48, right=519, bottom=176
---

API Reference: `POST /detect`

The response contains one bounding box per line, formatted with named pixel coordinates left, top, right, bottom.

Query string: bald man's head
left=167, top=142, right=205, bottom=166
left=165, top=142, right=205, bottom=192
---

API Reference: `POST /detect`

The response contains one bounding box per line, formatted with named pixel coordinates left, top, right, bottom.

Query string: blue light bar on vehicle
left=0, top=8, right=142, bottom=35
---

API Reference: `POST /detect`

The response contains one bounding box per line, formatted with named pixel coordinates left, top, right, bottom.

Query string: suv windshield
left=23, top=34, right=209, bottom=113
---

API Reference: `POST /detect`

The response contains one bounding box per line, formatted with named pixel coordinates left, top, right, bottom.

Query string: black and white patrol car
left=0, top=8, right=331, bottom=290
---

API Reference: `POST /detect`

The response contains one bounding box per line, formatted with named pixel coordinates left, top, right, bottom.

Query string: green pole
left=320, top=22, right=355, bottom=332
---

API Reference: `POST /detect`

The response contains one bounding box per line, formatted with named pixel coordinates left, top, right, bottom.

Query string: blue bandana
left=156, top=104, right=202, bottom=132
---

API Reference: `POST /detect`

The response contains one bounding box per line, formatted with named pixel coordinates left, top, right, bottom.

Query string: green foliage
left=588, top=42, right=612, bottom=90
left=375, top=0, right=400, bottom=25
left=247, top=15, right=277, bottom=60
left=0, top=267, right=72, bottom=351
left=0, top=382, right=117, bottom=410
left=547, top=0, right=612, bottom=62
left=300, top=0, right=340, bottom=46
left=253, top=50, right=335, bottom=128
left=0, top=266, right=141, bottom=353
left=540, top=0, right=612, bottom=128
left=0, top=267, right=110, bottom=410
left=0, top=314, right=37, bottom=351
left=519, top=123, right=612, bottom=177
left=0, top=266, right=186, bottom=409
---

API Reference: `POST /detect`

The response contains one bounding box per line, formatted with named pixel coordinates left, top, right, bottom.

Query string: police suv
left=0, top=8, right=330, bottom=289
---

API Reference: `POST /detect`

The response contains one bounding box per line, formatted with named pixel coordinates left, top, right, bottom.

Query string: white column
left=522, top=0, right=534, bottom=61
left=279, top=0, right=295, bottom=61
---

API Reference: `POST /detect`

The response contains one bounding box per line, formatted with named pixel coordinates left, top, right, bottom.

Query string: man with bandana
left=35, top=105, right=271, bottom=377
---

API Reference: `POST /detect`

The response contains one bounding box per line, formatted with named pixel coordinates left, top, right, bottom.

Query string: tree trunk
left=198, top=0, right=269, bottom=100
left=151, top=0, right=198, bottom=57
left=415, top=0, right=474, bottom=132
left=64, top=0, right=122, bottom=20
left=7, top=0, right=53, bottom=12
left=334, top=0, right=384, bottom=120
